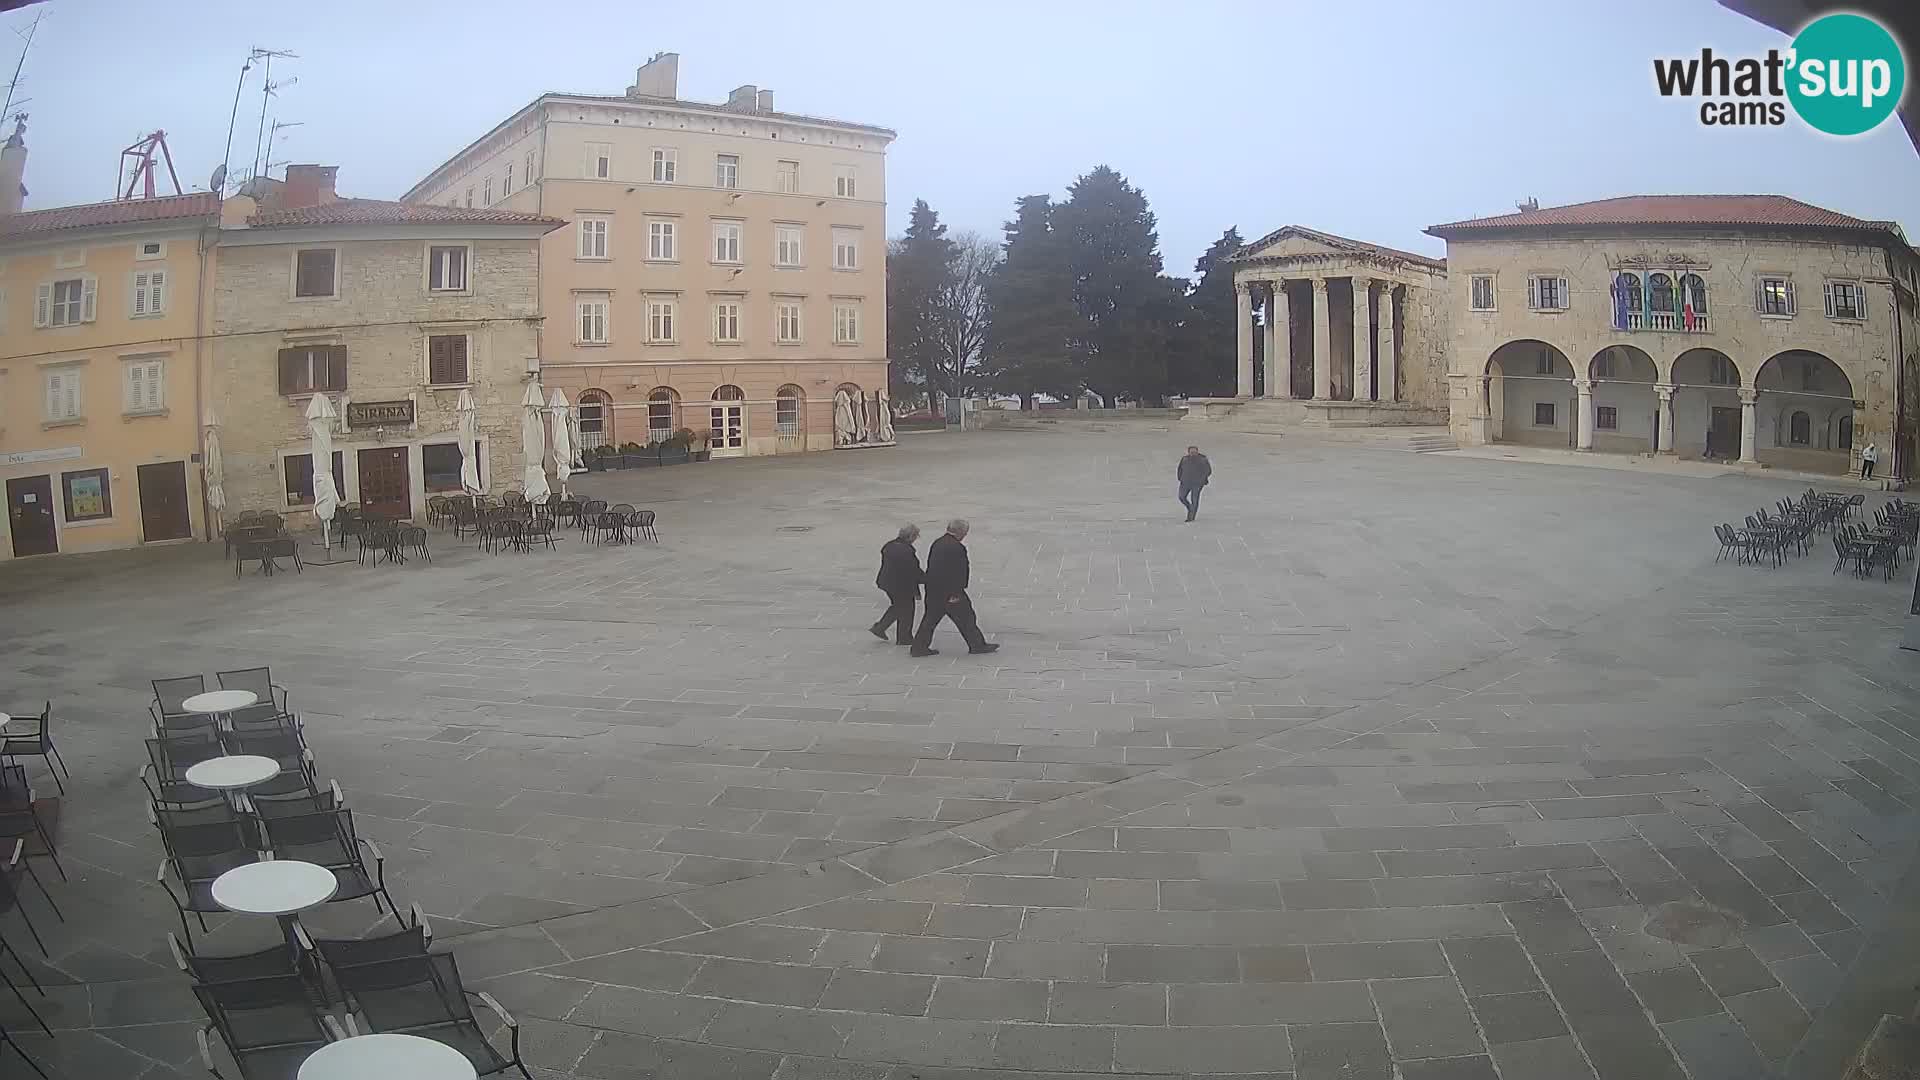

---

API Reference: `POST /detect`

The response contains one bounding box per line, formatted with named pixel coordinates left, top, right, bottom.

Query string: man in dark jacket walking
left=869, top=524, right=923, bottom=645
left=1177, top=445, right=1212, bottom=522
left=911, top=519, right=997, bottom=657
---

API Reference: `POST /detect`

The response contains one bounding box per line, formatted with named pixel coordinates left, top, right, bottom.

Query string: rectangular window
left=503, top=164, right=513, bottom=195
left=647, top=298, right=676, bottom=343
left=483, top=177, right=493, bottom=206
left=427, top=334, right=469, bottom=385
left=1533, top=402, right=1556, bottom=427
left=577, top=296, right=609, bottom=343
left=130, top=268, right=168, bottom=317
left=712, top=220, right=742, bottom=263
left=648, top=398, right=674, bottom=442
left=777, top=394, right=800, bottom=436
left=294, top=249, right=337, bottom=298
left=648, top=220, right=677, bottom=260
left=651, top=147, right=677, bottom=183
left=832, top=228, right=860, bottom=270
left=1592, top=353, right=1613, bottom=379
left=277, top=344, right=348, bottom=395
left=578, top=218, right=609, bottom=259
left=834, top=165, right=856, bottom=198
left=587, top=142, right=613, bottom=180
left=1596, top=406, right=1618, bottom=431
left=44, top=368, right=81, bottom=421
left=1709, top=356, right=1737, bottom=386
left=715, top=154, right=739, bottom=189
left=712, top=301, right=741, bottom=342
left=1469, top=274, right=1496, bottom=312
left=1826, top=280, right=1864, bottom=320
left=427, top=245, right=468, bottom=292
left=775, top=225, right=803, bottom=267
left=775, top=159, right=799, bottom=193
left=1535, top=353, right=1555, bottom=376
left=577, top=400, right=606, bottom=447
left=422, top=442, right=479, bottom=493
left=1527, top=275, right=1568, bottom=311
left=776, top=301, right=802, bottom=343
left=525, top=148, right=536, bottom=182
left=1757, top=276, right=1795, bottom=316
left=124, top=358, right=165, bottom=413
left=61, top=467, right=112, bottom=522
left=834, top=302, right=860, bottom=344
left=37, top=277, right=95, bottom=327
left=464, top=189, right=473, bottom=208
left=137, top=240, right=165, bottom=260
left=284, top=451, right=346, bottom=508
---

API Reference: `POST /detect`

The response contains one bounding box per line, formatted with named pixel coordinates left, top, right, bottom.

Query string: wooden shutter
left=327, top=345, right=349, bottom=391
left=277, top=348, right=302, bottom=394
left=1823, top=282, right=1835, bottom=317
left=1556, top=277, right=1569, bottom=310
left=428, top=336, right=466, bottom=384
left=1784, top=280, right=1796, bottom=315
left=1526, top=277, right=1538, bottom=309
left=81, top=278, right=97, bottom=322
left=133, top=273, right=149, bottom=316
left=34, top=283, right=50, bottom=327
left=46, top=371, right=65, bottom=418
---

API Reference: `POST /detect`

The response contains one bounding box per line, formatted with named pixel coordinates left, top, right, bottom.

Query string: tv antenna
left=250, top=57, right=297, bottom=186
left=2, top=10, right=45, bottom=122
left=117, top=130, right=182, bottom=199
left=218, top=47, right=294, bottom=195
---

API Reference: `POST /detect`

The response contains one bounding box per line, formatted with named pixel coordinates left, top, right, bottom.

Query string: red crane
left=118, top=130, right=182, bottom=199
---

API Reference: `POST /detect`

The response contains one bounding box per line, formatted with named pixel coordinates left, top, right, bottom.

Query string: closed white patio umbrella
left=456, top=389, right=482, bottom=498
left=202, top=405, right=227, bottom=530
left=305, top=394, right=341, bottom=549
left=521, top=381, right=551, bottom=506
left=548, top=388, right=578, bottom=500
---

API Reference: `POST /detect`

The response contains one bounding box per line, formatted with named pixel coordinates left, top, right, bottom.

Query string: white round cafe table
left=185, top=755, right=280, bottom=792
left=298, top=1033, right=476, bottom=1080
left=181, top=689, right=258, bottom=715
left=211, top=860, right=338, bottom=918
left=0, top=713, right=10, bottom=734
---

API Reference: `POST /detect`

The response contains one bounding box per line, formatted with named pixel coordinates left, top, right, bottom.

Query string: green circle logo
left=1787, top=13, right=1906, bottom=136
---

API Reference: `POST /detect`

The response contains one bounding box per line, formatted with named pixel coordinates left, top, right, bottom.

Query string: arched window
left=1838, top=414, right=1854, bottom=450
left=1789, top=410, right=1811, bottom=445
left=1681, top=273, right=1708, bottom=313
left=713, top=384, right=745, bottom=401
left=776, top=385, right=804, bottom=436
left=1616, top=273, right=1642, bottom=312
left=647, top=387, right=678, bottom=443
left=1648, top=273, right=1675, bottom=313
left=577, top=389, right=612, bottom=449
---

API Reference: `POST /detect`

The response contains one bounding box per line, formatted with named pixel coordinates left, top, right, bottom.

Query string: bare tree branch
left=929, top=229, right=999, bottom=398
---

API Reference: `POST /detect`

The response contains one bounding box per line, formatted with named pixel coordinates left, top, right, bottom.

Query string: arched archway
left=709, top=385, right=747, bottom=458
left=1670, top=348, right=1744, bottom=461
left=646, top=387, right=679, bottom=444
left=1755, top=350, right=1855, bottom=474
left=576, top=388, right=613, bottom=450
left=1588, top=345, right=1658, bottom=453
left=1485, top=340, right=1575, bottom=448
left=775, top=384, right=806, bottom=452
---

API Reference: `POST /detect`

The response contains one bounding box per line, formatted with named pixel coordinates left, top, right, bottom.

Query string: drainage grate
left=776, top=525, right=814, bottom=533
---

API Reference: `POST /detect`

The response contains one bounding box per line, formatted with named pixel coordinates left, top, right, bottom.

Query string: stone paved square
left=0, top=424, right=1915, bottom=1079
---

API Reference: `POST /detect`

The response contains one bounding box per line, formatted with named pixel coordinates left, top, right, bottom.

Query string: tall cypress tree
left=1057, top=166, right=1179, bottom=406
left=886, top=200, right=956, bottom=406
left=1169, top=227, right=1245, bottom=397
left=981, top=195, right=1080, bottom=409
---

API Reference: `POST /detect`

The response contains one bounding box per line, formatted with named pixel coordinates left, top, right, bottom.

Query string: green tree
left=885, top=199, right=956, bottom=404
left=981, top=195, right=1081, bottom=409
left=1168, top=227, right=1245, bottom=397
left=1057, top=166, right=1180, bottom=406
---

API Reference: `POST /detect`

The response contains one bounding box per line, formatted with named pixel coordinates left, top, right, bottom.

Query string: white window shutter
left=81, top=278, right=97, bottom=322
left=1556, top=277, right=1569, bottom=309
left=145, top=362, right=163, bottom=409
left=35, top=283, right=50, bottom=327
left=152, top=270, right=166, bottom=313
left=1785, top=280, right=1796, bottom=315
left=46, top=372, right=62, bottom=417
left=132, top=274, right=147, bottom=315
left=1822, top=282, right=1834, bottom=317
left=1526, top=278, right=1538, bottom=309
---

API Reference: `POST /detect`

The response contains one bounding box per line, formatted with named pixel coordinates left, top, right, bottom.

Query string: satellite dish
left=209, top=164, right=227, bottom=192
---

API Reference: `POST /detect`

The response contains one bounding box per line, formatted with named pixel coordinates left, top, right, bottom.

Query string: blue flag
left=1612, top=273, right=1630, bottom=330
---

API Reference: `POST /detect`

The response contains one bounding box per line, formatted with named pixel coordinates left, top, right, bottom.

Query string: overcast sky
left=6, top=0, right=1918, bottom=272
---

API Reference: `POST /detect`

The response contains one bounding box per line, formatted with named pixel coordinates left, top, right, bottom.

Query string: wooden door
left=137, top=461, right=192, bottom=541
left=358, top=447, right=411, bottom=519
left=708, top=404, right=746, bottom=458
left=1710, top=406, right=1741, bottom=459
left=5, top=475, right=58, bottom=557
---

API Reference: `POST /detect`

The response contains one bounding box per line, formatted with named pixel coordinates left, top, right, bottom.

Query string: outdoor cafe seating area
left=1712, top=489, right=1919, bottom=579
left=0, top=704, right=71, bottom=1077
left=431, top=492, right=661, bottom=553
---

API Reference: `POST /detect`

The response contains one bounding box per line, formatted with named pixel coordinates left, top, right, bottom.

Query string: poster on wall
left=68, top=473, right=107, bottom=518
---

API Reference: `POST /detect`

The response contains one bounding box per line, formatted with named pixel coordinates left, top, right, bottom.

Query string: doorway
left=5, top=475, right=58, bottom=557
left=709, top=403, right=746, bottom=458
left=1709, top=406, right=1742, bottom=460
left=357, top=447, right=411, bottom=519
left=137, top=462, right=192, bottom=541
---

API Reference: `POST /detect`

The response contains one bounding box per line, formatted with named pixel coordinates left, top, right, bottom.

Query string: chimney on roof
left=755, top=89, right=774, bottom=112
left=1516, top=196, right=1539, bottom=213
left=0, top=114, right=27, bottom=216
left=627, top=52, right=679, bottom=99
left=727, top=84, right=758, bottom=110
left=283, top=165, right=339, bottom=209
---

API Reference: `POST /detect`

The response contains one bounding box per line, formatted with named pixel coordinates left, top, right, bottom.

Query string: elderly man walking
left=1177, top=445, right=1212, bottom=522
left=869, top=524, right=924, bottom=646
left=911, top=519, right=998, bottom=657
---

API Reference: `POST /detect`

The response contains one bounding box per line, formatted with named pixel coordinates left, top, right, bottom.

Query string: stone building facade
left=208, top=168, right=562, bottom=522
left=1225, top=227, right=1450, bottom=424
left=1427, top=196, right=1920, bottom=477
left=401, top=53, right=895, bottom=460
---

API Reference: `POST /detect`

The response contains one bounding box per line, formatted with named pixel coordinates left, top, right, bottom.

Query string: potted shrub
left=657, top=430, right=692, bottom=465
left=619, top=441, right=648, bottom=469
left=684, top=427, right=711, bottom=462
left=585, top=445, right=609, bottom=471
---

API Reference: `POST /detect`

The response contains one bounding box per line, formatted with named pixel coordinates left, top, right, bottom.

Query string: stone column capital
left=1572, top=378, right=1594, bottom=392
left=1310, top=278, right=1330, bottom=294
left=1738, top=388, right=1759, bottom=405
left=1653, top=383, right=1675, bottom=400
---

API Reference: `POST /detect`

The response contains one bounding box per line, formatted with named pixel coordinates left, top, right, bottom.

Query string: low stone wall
left=973, top=408, right=1184, bottom=428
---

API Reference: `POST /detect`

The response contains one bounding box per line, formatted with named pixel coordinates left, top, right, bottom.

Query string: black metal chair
left=192, top=974, right=335, bottom=1080
left=629, top=509, right=657, bottom=542
left=155, top=816, right=258, bottom=941
left=250, top=779, right=342, bottom=821
left=1, top=840, right=60, bottom=956
left=294, top=904, right=432, bottom=996
left=577, top=500, right=607, bottom=540
left=153, top=676, right=206, bottom=723
left=400, top=525, right=431, bottom=563
left=169, top=931, right=299, bottom=989
left=216, top=668, right=288, bottom=714
left=0, top=781, right=64, bottom=883
left=524, top=518, right=557, bottom=552
left=146, top=732, right=228, bottom=786
left=0, top=934, right=50, bottom=1038
left=0, top=703, right=65, bottom=797
left=328, top=952, right=532, bottom=1079
left=258, top=810, right=395, bottom=917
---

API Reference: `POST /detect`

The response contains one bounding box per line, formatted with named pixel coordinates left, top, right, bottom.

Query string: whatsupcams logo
left=1653, top=12, right=1906, bottom=135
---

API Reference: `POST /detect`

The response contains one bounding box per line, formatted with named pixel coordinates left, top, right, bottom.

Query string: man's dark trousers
left=915, top=591, right=987, bottom=651
left=1178, top=484, right=1202, bottom=520
left=873, top=590, right=917, bottom=644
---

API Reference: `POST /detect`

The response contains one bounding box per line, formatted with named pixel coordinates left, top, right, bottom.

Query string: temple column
left=1311, top=278, right=1332, bottom=400
left=1377, top=285, right=1397, bottom=402
left=1574, top=378, right=1595, bottom=450
left=1739, top=389, right=1759, bottom=463
left=1236, top=282, right=1254, bottom=398
left=1267, top=283, right=1291, bottom=399
left=1352, top=277, right=1374, bottom=401
left=1654, top=383, right=1675, bottom=454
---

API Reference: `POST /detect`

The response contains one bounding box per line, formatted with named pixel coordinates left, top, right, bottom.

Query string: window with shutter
left=81, top=277, right=96, bottom=322
left=428, top=246, right=468, bottom=291
left=132, top=269, right=167, bottom=316
left=277, top=345, right=349, bottom=395
left=427, top=335, right=469, bottom=385
left=294, top=249, right=337, bottom=298
left=44, top=369, right=81, bottom=421
left=1556, top=277, right=1569, bottom=309
left=1526, top=277, right=1538, bottom=309
left=35, top=282, right=51, bottom=327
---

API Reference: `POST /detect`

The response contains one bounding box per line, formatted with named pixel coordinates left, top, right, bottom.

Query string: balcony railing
left=1617, top=310, right=1711, bottom=333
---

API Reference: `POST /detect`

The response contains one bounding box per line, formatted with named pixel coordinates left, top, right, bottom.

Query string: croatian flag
left=1683, top=301, right=1697, bottom=332
left=1611, top=274, right=1630, bottom=330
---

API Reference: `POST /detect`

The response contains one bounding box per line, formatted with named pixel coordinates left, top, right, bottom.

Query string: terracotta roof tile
left=247, top=198, right=564, bottom=229
left=0, top=192, right=218, bottom=241
left=1426, top=194, right=1900, bottom=238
